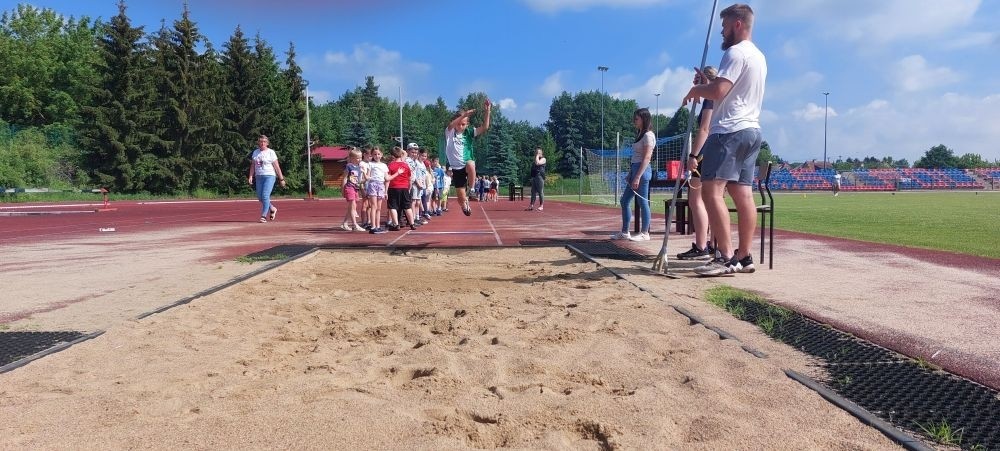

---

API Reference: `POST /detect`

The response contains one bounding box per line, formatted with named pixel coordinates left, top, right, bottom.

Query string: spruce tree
left=78, top=0, right=154, bottom=192
left=219, top=25, right=262, bottom=193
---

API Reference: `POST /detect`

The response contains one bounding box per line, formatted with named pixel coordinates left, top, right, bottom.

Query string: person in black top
left=528, top=148, right=547, bottom=211
left=677, top=66, right=718, bottom=260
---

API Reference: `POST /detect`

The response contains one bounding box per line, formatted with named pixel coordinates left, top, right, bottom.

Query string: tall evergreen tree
left=192, top=42, right=227, bottom=192
left=78, top=0, right=155, bottom=191
left=274, top=41, right=306, bottom=188
left=219, top=25, right=262, bottom=192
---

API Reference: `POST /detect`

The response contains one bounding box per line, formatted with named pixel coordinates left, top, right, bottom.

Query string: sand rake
left=651, top=0, right=720, bottom=275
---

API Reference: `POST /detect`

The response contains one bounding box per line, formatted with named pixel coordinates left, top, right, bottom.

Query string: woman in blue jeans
left=247, top=135, right=287, bottom=223
left=612, top=108, right=654, bottom=241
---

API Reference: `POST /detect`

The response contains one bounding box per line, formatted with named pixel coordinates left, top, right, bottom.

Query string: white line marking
left=0, top=203, right=104, bottom=210
left=407, top=231, right=495, bottom=235
left=480, top=206, right=503, bottom=245
left=386, top=230, right=411, bottom=247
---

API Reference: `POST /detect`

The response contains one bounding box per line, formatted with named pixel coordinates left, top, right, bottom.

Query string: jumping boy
left=444, top=98, right=491, bottom=216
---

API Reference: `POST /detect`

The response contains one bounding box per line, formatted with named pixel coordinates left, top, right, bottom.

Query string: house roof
left=312, top=146, right=351, bottom=161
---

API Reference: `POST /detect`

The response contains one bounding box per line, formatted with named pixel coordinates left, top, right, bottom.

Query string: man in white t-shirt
left=833, top=172, right=842, bottom=196
left=682, top=3, right=767, bottom=276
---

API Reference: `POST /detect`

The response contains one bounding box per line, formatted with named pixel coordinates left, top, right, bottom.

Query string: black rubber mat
left=521, top=239, right=649, bottom=261
left=243, top=244, right=314, bottom=260
left=721, top=297, right=1000, bottom=449
left=0, top=331, right=85, bottom=367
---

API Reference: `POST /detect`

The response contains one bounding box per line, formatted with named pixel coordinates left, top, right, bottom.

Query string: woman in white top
left=247, top=135, right=286, bottom=223
left=612, top=108, right=655, bottom=241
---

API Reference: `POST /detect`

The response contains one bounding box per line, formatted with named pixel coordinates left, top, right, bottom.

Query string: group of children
left=472, top=175, right=501, bottom=202
left=340, top=144, right=452, bottom=234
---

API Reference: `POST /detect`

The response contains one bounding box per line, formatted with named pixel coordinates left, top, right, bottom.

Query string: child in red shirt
left=386, top=147, right=416, bottom=231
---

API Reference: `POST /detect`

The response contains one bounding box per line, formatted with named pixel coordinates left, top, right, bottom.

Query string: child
left=441, top=168, right=453, bottom=213
left=387, top=146, right=416, bottom=231
left=359, top=147, right=373, bottom=229
left=365, top=147, right=391, bottom=234
left=489, top=175, right=499, bottom=202
left=340, top=149, right=364, bottom=231
left=443, top=98, right=491, bottom=216
left=431, top=159, right=445, bottom=215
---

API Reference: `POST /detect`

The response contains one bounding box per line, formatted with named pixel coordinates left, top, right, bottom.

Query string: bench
left=508, top=184, right=524, bottom=201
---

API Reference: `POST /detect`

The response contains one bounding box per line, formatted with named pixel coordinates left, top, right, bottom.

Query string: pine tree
left=192, top=42, right=226, bottom=192
left=159, top=4, right=204, bottom=193
left=78, top=0, right=155, bottom=192
left=274, top=41, right=306, bottom=188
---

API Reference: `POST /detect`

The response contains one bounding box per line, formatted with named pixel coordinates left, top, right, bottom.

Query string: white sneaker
left=537, top=205, right=543, bottom=211
left=629, top=232, right=650, bottom=241
left=610, top=232, right=631, bottom=240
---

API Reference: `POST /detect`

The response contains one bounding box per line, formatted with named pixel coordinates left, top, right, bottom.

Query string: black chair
left=729, top=161, right=774, bottom=269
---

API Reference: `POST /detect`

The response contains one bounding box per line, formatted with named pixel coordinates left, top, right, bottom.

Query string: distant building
left=312, top=146, right=351, bottom=187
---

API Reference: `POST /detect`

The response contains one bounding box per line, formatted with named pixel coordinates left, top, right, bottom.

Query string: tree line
left=2, top=3, right=994, bottom=193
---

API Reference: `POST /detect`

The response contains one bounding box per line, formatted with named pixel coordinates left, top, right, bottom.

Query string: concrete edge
left=134, top=247, right=320, bottom=321
left=784, top=369, right=933, bottom=451
left=0, top=331, right=106, bottom=374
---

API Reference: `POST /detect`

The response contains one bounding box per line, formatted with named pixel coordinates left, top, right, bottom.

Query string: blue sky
left=18, top=0, right=1000, bottom=163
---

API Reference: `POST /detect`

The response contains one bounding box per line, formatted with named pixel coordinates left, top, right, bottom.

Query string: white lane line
left=407, top=231, right=495, bottom=235
left=0, top=203, right=104, bottom=210
left=480, top=206, right=503, bottom=245
left=386, top=229, right=411, bottom=247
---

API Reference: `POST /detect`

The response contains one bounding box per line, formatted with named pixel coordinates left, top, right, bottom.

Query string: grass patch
left=704, top=285, right=792, bottom=338
left=235, top=253, right=288, bottom=264
left=916, top=419, right=963, bottom=446
left=552, top=191, right=1000, bottom=259
left=0, top=324, right=9, bottom=331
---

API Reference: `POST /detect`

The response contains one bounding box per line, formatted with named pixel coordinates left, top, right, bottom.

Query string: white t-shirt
left=367, top=162, right=388, bottom=184
left=631, top=131, right=656, bottom=163
left=251, top=148, right=278, bottom=176
left=711, top=40, right=767, bottom=135
left=445, top=127, right=477, bottom=168
left=443, top=175, right=452, bottom=190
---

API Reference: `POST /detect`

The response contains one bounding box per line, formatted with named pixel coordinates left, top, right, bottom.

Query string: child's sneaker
left=537, top=205, right=543, bottom=211
left=463, top=201, right=472, bottom=216
left=609, top=232, right=631, bottom=240
left=676, top=243, right=711, bottom=260
left=736, top=254, right=755, bottom=273
left=339, top=223, right=352, bottom=231
left=353, top=225, right=366, bottom=232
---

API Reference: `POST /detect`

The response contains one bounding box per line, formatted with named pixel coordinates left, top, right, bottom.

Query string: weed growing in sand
left=916, top=419, right=963, bottom=446
left=235, top=253, right=288, bottom=264
left=0, top=324, right=9, bottom=331
left=836, top=375, right=852, bottom=387
left=706, top=286, right=792, bottom=339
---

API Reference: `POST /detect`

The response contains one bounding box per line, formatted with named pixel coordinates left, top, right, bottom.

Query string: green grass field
left=550, top=191, right=1000, bottom=259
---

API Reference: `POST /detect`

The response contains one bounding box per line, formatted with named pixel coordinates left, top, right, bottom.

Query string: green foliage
left=756, top=141, right=783, bottom=165
left=914, top=144, right=958, bottom=169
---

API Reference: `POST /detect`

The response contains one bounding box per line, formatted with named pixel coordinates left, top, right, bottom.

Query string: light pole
left=598, top=66, right=608, bottom=155
left=823, top=92, right=830, bottom=169
left=654, top=93, right=660, bottom=135
left=304, top=81, right=313, bottom=199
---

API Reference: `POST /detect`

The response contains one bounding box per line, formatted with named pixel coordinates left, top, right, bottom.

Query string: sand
left=0, top=248, right=896, bottom=449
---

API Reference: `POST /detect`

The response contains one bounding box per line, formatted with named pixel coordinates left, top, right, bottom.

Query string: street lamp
left=823, top=92, right=830, bottom=169
left=304, top=80, right=313, bottom=199
left=598, top=66, right=608, bottom=154
left=654, top=93, right=660, bottom=135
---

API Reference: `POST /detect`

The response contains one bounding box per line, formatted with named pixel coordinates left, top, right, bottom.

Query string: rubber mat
left=242, top=244, right=315, bottom=260
left=521, top=239, right=649, bottom=261
left=0, top=331, right=85, bottom=367
left=724, top=297, right=1000, bottom=449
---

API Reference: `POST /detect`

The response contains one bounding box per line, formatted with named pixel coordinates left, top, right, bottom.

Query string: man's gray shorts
left=700, top=128, right=763, bottom=186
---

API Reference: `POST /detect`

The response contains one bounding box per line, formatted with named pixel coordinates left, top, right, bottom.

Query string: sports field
left=554, top=191, right=1000, bottom=259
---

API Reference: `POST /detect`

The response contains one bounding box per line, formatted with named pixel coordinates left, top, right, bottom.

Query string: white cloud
left=520, top=0, right=670, bottom=13
left=774, top=93, right=1000, bottom=163
left=310, top=90, right=332, bottom=104
left=613, top=66, right=696, bottom=112
left=300, top=43, right=431, bottom=92
left=757, top=0, right=980, bottom=43
left=497, top=98, right=518, bottom=110
left=892, top=55, right=961, bottom=92
left=540, top=71, right=567, bottom=97
left=941, top=31, right=998, bottom=50
left=792, top=102, right=837, bottom=121
left=766, top=71, right=824, bottom=103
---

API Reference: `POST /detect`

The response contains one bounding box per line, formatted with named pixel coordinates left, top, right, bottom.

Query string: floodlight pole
left=305, top=81, right=313, bottom=199
left=655, top=93, right=660, bottom=135
left=399, top=86, right=404, bottom=149
left=598, top=66, right=608, bottom=156
left=823, top=92, right=830, bottom=169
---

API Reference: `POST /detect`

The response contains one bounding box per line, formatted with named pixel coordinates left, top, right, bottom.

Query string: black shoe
left=463, top=202, right=472, bottom=216
left=736, top=254, right=755, bottom=273
left=387, top=224, right=400, bottom=231
left=677, top=243, right=711, bottom=260
left=693, top=255, right=740, bottom=276
left=409, top=224, right=417, bottom=231
left=373, top=227, right=388, bottom=234
left=369, top=227, right=377, bottom=234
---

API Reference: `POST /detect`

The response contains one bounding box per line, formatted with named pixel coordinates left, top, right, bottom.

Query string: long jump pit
left=0, top=247, right=896, bottom=449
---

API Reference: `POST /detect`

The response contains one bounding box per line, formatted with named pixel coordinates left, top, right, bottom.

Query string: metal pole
left=823, top=92, right=830, bottom=169
left=615, top=132, right=621, bottom=206
left=305, top=83, right=312, bottom=199
left=399, top=86, right=404, bottom=149
left=598, top=66, right=608, bottom=155
left=578, top=146, right=583, bottom=202
left=655, top=93, right=660, bottom=135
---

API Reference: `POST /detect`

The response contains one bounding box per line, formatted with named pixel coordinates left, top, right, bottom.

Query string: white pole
left=615, top=132, right=621, bottom=206
left=305, top=84, right=312, bottom=199
left=578, top=146, right=583, bottom=203
left=399, top=86, right=404, bottom=148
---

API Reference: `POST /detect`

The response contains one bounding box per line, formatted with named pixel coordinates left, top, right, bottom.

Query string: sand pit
left=0, top=248, right=897, bottom=449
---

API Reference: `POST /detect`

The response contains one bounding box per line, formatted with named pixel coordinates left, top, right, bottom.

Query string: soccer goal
left=583, top=133, right=687, bottom=205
